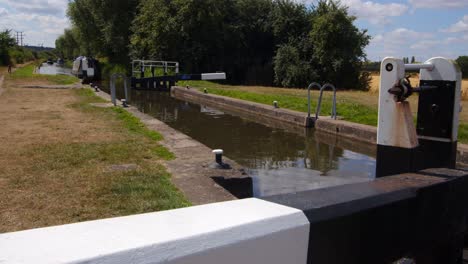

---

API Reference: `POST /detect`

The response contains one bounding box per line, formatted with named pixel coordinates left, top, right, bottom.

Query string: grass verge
left=68, top=89, right=186, bottom=211
left=9, top=64, right=79, bottom=85
left=0, top=86, right=188, bottom=232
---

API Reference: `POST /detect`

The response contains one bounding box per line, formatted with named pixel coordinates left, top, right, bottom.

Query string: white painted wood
left=201, top=73, right=226, bottom=80
left=419, top=57, right=462, bottom=141
left=377, top=57, right=419, bottom=148
left=212, top=149, right=223, bottom=154
left=404, top=63, right=434, bottom=71
left=0, top=198, right=309, bottom=264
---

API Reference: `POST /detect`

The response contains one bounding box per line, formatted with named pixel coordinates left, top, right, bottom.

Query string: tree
left=411, top=56, right=415, bottom=63
left=55, top=28, right=81, bottom=59
left=130, top=0, right=179, bottom=60
left=0, top=30, right=16, bottom=65
left=274, top=43, right=314, bottom=87
left=130, top=0, right=278, bottom=84
left=456, top=56, right=468, bottom=79
left=67, top=0, right=139, bottom=63
left=307, top=0, right=370, bottom=89
left=65, top=0, right=370, bottom=88
left=270, top=0, right=311, bottom=45
left=273, top=0, right=370, bottom=89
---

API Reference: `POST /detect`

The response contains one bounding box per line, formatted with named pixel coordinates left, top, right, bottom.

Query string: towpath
left=0, top=70, right=191, bottom=232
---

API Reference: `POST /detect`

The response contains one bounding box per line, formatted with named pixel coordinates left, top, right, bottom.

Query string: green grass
left=71, top=88, right=173, bottom=160
left=9, top=64, right=35, bottom=77
left=183, top=81, right=378, bottom=126
left=9, top=64, right=79, bottom=85
left=459, top=124, right=468, bottom=144
left=68, top=88, right=188, bottom=213
left=28, top=140, right=187, bottom=215
left=112, top=107, right=164, bottom=141
left=74, top=87, right=107, bottom=102
left=45, top=74, right=79, bottom=85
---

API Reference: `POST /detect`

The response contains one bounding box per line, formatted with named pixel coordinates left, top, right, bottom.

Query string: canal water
left=37, top=63, right=72, bottom=75
left=106, top=85, right=376, bottom=197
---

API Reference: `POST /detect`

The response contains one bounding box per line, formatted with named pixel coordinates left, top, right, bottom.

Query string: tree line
left=0, top=30, right=37, bottom=66
left=57, top=0, right=371, bottom=89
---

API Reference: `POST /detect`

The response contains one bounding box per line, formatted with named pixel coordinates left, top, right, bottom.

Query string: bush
left=358, top=71, right=372, bottom=91
left=456, top=56, right=468, bottom=79
left=101, top=60, right=128, bottom=79
left=8, top=47, right=35, bottom=65
left=274, top=43, right=315, bottom=87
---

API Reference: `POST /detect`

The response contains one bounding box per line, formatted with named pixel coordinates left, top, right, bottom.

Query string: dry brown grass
left=0, top=78, right=188, bottom=233
left=367, top=74, right=468, bottom=123
left=0, top=87, right=118, bottom=231
left=369, top=73, right=468, bottom=100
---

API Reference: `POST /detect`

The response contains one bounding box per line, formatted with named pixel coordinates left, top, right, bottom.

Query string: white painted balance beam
left=0, top=198, right=309, bottom=264
left=201, top=72, right=226, bottom=80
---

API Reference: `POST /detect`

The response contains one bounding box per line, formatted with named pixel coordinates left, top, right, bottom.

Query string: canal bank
left=172, top=86, right=468, bottom=166
left=170, top=86, right=376, bottom=157
left=93, top=89, right=249, bottom=204
left=172, top=86, right=378, bottom=144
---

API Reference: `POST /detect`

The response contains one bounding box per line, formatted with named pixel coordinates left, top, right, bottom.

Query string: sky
left=0, top=0, right=467, bottom=62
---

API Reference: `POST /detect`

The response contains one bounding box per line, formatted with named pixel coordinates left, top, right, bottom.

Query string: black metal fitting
left=388, top=77, right=413, bottom=102
left=211, top=149, right=231, bottom=170
left=122, top=99, right=128, bottom=108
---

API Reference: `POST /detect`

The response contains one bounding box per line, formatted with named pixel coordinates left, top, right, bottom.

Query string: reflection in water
left=108, top=85, right=376, bottom=197
left=38, top=63, right=72, bottom=76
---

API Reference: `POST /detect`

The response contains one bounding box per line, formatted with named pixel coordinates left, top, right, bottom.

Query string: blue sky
left=0, top=0, right=467, bottom=62
left=0, top=0, right=68, bottom=47
left=334, top=0, right=468, bottom=61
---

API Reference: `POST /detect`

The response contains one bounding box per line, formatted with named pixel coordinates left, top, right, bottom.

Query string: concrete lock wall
left=171, top=86, right=379, bottom=145
left=171, top=87, right=311, bottom=128
left=0, top=198, right=310, bottom=264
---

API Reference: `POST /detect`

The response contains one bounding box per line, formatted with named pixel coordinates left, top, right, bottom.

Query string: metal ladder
left=307, top=82, right=321, bottom=120
left=315, top=83, right=337, bottom=120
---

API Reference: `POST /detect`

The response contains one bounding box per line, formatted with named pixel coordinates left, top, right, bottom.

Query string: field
left=179, top=79, right=468, bottom=143
left=368, top=73, right=468, bottom=99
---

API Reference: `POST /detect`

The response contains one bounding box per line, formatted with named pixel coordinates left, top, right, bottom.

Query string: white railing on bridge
left=132, top=60, right=179, bottom=77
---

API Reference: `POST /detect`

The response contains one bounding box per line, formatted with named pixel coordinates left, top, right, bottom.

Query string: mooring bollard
left=213, top=149, right=223, bottom=164
left=211, top=149, right=231, bottom=169
left=273, top=101, right=279, bottom=108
